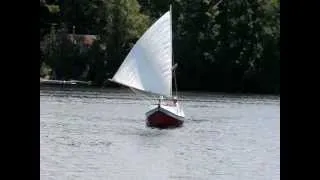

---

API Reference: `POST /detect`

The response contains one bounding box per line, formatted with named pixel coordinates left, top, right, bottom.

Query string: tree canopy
left=40, top=0, right=280, bottom=94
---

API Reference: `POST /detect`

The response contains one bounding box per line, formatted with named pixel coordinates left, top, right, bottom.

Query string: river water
left=40, top=87, right=280, bottom=180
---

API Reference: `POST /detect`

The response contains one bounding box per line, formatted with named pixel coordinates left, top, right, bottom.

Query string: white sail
left=111, top=11, right=173, bottom=97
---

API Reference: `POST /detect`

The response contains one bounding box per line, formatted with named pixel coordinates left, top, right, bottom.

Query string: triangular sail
left=111, top=11, right=172, bottom=97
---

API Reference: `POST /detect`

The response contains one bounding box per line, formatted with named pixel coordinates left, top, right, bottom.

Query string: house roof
left=67, top=34, right=97, bottom=46
left=40, top=34, right=98, bottom=51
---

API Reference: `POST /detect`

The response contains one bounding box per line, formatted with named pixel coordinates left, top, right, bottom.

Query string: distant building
left=67, top=34, right=97, bottom=47
left=66, top=34, right=98, bottom=53
left=40, top=33, right=100, bottom=54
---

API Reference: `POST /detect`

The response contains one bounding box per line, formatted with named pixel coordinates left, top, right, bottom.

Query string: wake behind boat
left=109, top=5, right=185, bottom=129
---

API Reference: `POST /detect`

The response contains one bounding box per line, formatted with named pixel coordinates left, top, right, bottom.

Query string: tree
left=101, top=0, right=150, bottom=80
left=39, top=0, right=280, bottom=93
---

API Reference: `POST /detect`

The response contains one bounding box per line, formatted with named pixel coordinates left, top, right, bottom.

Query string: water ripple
left=41, top=87, right=279, bottom=180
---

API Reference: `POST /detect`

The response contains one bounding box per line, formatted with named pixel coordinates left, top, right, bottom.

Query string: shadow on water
left=138, top=129, right=170, bottom=137
left=188, top=117, right=210, bottom=123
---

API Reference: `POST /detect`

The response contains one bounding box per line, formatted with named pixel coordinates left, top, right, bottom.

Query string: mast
left=170, top=4, right=178, bottom=98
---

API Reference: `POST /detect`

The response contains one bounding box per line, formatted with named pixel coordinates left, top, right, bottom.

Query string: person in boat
left=158, top=96, right=177, bottom=106
left=158, top=96, right=164, bottom=108
left=173, top=96, right=177, bottom=105
left=165, top=96, right=178, bottom=106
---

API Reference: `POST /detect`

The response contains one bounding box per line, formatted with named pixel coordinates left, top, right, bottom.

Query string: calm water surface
left=40, top=87, right=280, bottom=180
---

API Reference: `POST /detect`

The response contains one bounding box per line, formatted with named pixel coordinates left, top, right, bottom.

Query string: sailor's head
left=173, top=96, right=177, bottom=103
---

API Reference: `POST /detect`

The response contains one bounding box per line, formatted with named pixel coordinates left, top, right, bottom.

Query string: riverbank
left=40, top=78, right=92, bottom=87
left=40, top=83, right=280, bottom=97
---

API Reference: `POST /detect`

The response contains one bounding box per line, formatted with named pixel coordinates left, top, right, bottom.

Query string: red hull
left=146, top=110, right=183, bottom=129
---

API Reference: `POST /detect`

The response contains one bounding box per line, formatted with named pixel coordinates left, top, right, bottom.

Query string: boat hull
left=146, top=106, right=184, bottom=129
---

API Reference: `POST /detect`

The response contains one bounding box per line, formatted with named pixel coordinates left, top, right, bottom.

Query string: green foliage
left=102, top=0, right=150, bottom=78
left=40, top=0, right=280, bottom=94
left=42, top=26, right=88, bottom=80
left=46, top=5, right=60, bottom=14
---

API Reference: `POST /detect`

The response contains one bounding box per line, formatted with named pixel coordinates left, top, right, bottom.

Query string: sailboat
left=109, top=5, right=185, bottom=129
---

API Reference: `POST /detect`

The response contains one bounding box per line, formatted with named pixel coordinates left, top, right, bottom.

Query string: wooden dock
left=40, top=78, right=92, bottom=86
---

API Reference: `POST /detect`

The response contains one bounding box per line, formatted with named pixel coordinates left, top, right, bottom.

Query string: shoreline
left=40, top=83, right=280, bottom=97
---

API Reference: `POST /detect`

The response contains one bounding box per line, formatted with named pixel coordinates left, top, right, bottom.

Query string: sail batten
left=111, top=11, right=172, bottom=97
